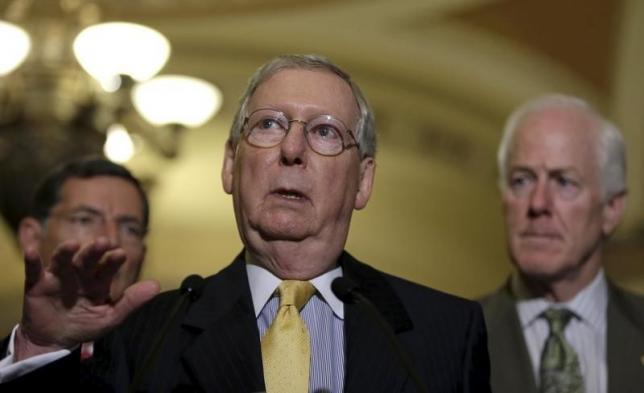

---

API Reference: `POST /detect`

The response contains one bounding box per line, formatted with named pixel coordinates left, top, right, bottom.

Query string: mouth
left=271, top=187, right=309, bottom=202
left=520, top=231, right=562, bottom=241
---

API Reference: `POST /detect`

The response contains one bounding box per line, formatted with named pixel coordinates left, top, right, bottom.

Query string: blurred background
left=1, top=0, right=643, bottom=333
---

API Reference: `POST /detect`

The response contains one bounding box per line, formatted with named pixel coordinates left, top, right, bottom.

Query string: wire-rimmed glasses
left=242, top=108, right=359, bottom=156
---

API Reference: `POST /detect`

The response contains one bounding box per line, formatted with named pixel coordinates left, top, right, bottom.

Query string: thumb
left=111, top=280, right=161, bottom=325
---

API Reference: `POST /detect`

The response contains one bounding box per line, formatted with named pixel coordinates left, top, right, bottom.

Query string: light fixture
left=104, top=123, right=136, bottom=164
left=0, top=20, right=30, bottom=75
left=73, top=22, right=171, bottom=91
left=0, top=0, right=220, bottom=161
left=133, top=75, right=223, bottom=128
left=0, top=0, right=222, bottom=233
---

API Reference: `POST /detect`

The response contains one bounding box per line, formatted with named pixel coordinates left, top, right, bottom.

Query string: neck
left=518, top=258, right=603, bottom=303
left=245, top=239, right=342, bottom=280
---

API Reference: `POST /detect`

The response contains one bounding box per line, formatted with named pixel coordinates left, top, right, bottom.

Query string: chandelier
left=0, top=0, right=223, bottom=232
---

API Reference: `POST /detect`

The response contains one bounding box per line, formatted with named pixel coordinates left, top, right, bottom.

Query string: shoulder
left=132, top=254, right=247, bottom=314
left=610, top=284, right=644, bottom=307
left=341, top=251, right=483, bottom=325
left=122, top=257, right=247, bottom=331
left=387, top=270, right=481, bottom=312
left=478, top=284, right=514, bottom=317
left=609, top=283, right=644, bottom=327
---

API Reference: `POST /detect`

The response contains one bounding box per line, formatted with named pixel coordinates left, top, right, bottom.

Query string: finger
left=49, top=240, right=81, bottom=274
left=96, top=248, right=127, bottom=282
left=48, top=240, right=82, bottom=294
left=73, top=237, right=117, bottom=277
left=84, top=249, right=127, bottom=303
left=110, top=280, right=160, bottom=325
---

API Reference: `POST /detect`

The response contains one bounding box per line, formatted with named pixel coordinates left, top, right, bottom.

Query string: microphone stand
left=128, top=275, right=204, bottom=393
left=332, top=277, right=429, bottom=393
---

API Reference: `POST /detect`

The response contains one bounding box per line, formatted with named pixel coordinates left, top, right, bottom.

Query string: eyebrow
left=509, top=165, right=580, bottom=174
left=67, top=205, right=144, bottom=225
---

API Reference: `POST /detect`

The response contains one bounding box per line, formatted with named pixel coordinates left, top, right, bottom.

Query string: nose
left=279, top=120, right=308, bottom=166
left=527, top=179, right=552, bottom=217
left=99, top=219, right=121, bottom=246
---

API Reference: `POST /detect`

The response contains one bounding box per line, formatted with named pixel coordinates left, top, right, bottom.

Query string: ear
left=354, top=157, right=375, bottom=210
left=221, top=140, right=236, bottom=195
left=602, top=191, right=626, bottom=236
left=18, top=217, right=44, bottom=252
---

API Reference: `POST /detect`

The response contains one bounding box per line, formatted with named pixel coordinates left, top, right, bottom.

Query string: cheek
left=40, top=225, right=73, bottom=255
left=122, top=248, right=144, bottom=275
left=322, top=165, right=360, bottom=210
left=236, top=152, right=270, bottom=198
left=564, top=202, right=604, bottom=236
left=502, top=199, right=523, bottom=226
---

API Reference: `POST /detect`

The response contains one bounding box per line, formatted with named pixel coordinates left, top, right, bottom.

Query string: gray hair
left=497, top=94, right=626, bottom=199
left=228, top=54, right=377, bottom=158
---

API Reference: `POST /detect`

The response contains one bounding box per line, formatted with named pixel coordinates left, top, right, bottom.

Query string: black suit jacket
left=3, top=251, right=490, bottom=392
left=480, top=280, right=644, bottom=393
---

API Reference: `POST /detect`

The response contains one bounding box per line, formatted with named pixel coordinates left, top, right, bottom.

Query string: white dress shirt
left=0, top=326, right=72, bottom=382
left=514, top=270, right=608, bottom=393
left=247, top=263, right=345, bottom=393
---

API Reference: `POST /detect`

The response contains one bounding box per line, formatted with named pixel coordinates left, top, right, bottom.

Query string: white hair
left=497, top=94, right=626, bottom=199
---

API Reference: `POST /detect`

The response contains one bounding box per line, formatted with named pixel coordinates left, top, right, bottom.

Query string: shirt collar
left=246, top=263, right=345, bottom=319
left=515, top=269, right=608, bottom=333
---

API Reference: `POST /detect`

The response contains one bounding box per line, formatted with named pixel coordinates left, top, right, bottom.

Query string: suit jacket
left=480, top=280, right=644, bottom=393
left=3, top=251, right=490, bottom=392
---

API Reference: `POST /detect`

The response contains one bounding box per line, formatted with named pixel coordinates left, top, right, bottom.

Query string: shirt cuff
left=0, top=325, right=72, bottom=383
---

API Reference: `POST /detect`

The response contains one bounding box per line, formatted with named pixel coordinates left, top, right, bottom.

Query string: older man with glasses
left=2, top=55, right=491, bottom=393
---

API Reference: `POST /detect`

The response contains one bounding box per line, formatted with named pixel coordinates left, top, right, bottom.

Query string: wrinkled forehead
left=248, top=68, right=360, bottom=126
left=508, top=107, right=602, bottom=172
left=56, top=176, right=145, bottom=217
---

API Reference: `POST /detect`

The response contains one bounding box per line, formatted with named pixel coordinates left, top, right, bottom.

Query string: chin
left=514, top=253, right=577, bottom=282
left=256, top=223, right=312, bottom=241
left=254, top=212, right=314, bottom=241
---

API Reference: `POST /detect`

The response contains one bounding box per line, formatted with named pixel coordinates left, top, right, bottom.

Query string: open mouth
left=273, top=188, right=307, bottom=201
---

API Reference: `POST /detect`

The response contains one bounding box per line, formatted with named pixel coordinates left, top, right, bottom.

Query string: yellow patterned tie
left=261, top=280, right=316, bottom=393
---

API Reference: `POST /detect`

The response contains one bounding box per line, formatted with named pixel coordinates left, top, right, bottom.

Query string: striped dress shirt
left=247, top=263, right=345, bottom=393
left=514, top=270, right=608, bottom=393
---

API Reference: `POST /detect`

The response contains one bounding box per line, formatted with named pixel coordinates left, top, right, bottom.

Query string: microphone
left=331, top=277, right=429, bottom=393
left=129, top=274, right=205, bottom=393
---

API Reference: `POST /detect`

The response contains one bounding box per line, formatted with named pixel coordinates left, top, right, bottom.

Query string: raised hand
left=15, top=237, right=160, bottom=361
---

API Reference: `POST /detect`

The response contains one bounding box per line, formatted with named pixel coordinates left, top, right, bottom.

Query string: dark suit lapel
left=341, top=252, right=414, bottom=393
left=606, top=284, right=644, bottom=393
left=482, top=283, right=538, bottom=393
left=180, top=255, right=265, bottom=393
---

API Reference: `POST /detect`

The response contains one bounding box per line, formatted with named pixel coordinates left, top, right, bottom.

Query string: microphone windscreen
left=180, top=274, right=205, bottom=300
left=331, top=277, right=358, bottom=303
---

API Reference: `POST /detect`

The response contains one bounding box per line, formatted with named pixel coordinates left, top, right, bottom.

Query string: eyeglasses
left=48, top=208, right=147, bottom=246
left=242, top=108, right=360, bottom=156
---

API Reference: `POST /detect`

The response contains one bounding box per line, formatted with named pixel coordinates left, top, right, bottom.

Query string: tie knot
left=541, top=307, right=574, bottom=333
left=278, top=280, right=315, bottom=310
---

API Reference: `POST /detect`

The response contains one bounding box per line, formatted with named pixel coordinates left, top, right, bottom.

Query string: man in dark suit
left=480, top=94, right=644, bottom=393
left=3, top=55, right=490, bottom=392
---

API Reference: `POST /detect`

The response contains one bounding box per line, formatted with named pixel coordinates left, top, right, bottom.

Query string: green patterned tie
left=539, top=308, right=584, bottom=393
